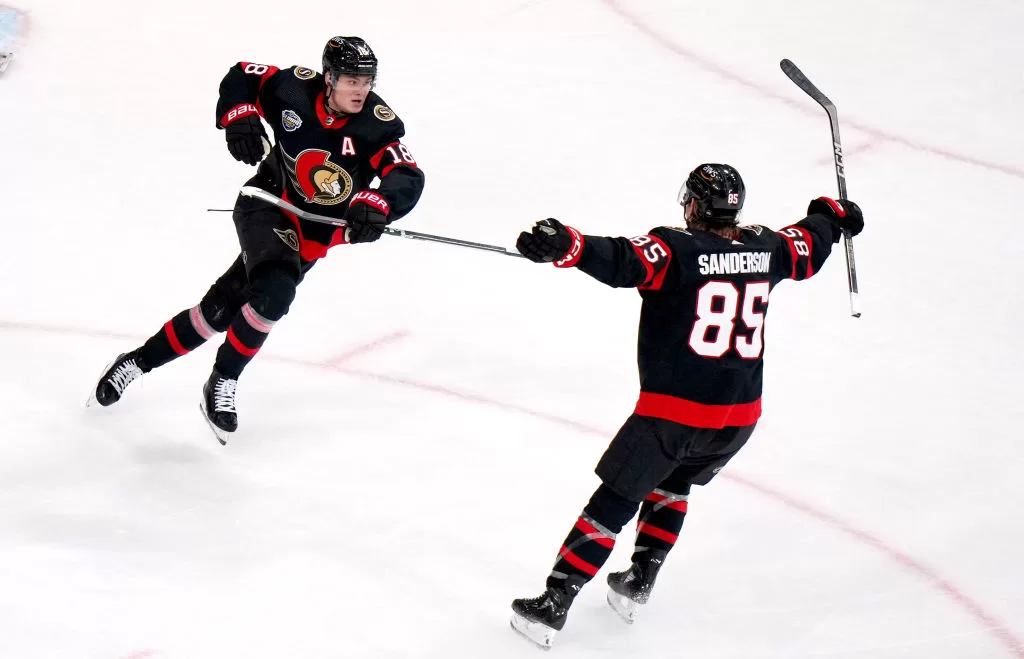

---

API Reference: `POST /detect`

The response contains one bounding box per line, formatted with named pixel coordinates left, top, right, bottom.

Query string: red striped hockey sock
left=633, top=487, right=689, bottom=560
left=545, top=513, right=618, bottom=589
left=138, top=304, right=223, bottom=370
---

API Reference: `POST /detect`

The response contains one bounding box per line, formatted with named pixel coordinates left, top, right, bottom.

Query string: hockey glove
left=225, top=115, right=270, bottom=166
left=344, top=191, right=391, bottom=244
left=808, top=197, right=864, bottom=237
left=516, top=219, right=583, bottom=266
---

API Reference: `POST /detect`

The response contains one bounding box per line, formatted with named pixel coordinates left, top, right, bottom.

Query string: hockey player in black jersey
left=509, top=163, right=864, bottom=648
left=88, top=36, right=425, bottom=443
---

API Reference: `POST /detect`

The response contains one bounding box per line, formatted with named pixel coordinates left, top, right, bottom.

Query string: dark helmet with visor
left=322, top=36, right=378, bottom=85
left=678, top=163, right=745, bottom=224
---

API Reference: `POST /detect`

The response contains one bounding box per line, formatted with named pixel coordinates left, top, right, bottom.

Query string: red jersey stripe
left=634, top=391, right=761, bottom=429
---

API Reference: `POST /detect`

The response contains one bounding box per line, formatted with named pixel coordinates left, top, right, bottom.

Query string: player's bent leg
left=511, top=484, right=641, bottom=648
left=594, top=416, right=702, bottom=622
left=202, top=263, right=299, bottom=443
left=199, top=194, right=304, bottom=443
left=213, top=263, right=297, bottom=379
left=88, top=257, right=249, bottom=408
left=605, top=422, right=757, bottom=622
left=607, top=476, right=692, bottom=623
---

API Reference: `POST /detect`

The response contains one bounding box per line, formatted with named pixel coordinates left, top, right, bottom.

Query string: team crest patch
left=280, top=147, right=354, bottom=206
left=281, top=109, right=302, bottom=132
left=294, top=67, right=316, bottom=80
left=373, top=105, right=395, bottom=121
left=273, top=228, right=300, bottom=251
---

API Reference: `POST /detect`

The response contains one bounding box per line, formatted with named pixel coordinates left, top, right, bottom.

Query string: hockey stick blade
left=238, top=186, right=525, bottom=258
left=780, top=59, right=861, bottom=318
left=780, top=59, right=835, bottom=115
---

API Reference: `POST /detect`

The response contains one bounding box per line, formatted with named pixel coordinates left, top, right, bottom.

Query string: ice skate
left=510, top=576, right=583, bottom=649
left=606, top=549, right=667, bottom=623
left=200, top=369, right=238, bottom=444
left=87, top=351, right=146, bottom=407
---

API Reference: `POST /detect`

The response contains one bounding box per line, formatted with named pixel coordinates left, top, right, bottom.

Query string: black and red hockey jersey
left=215, top=62, right=425, bottom=261
left=557, top=214, right=843, bottom=428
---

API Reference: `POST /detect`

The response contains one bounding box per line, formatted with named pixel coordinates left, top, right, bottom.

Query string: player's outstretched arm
left=775, top=196, right=863, bottom=281
left=516, top=219, right=672, bottom=289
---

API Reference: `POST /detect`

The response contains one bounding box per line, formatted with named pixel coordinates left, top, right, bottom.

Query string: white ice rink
left=2, top=0, right=1023, bottom=657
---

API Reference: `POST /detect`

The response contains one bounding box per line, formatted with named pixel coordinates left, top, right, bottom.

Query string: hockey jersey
left=215, top=62, right=425, bottom=261
left=559, top=214, right=843, bottom=428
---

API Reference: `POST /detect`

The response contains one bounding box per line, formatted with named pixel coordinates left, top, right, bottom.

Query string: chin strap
left=323, top=87, right=350, bottom=118
left=322, top=73, right=343, bottom=116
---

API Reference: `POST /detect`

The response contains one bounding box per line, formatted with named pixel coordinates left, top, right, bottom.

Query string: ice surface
left=1, top=0, right=1022, bottom=657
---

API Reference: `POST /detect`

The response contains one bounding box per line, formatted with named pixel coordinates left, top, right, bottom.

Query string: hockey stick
left=238, top=186, right=525, bottom=259
left=780, top=59, right=861, bottom=318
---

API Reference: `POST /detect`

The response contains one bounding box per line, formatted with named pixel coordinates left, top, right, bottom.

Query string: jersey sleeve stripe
left=778, top=231, right=800, bottom=280
left=629, top=242, right=655, bottom=284
left=370, top=141, right=398, bottom=170
left=798, top=226, right=814, bottom=278
left=637, top=235, right=672, bottom=291
left=239, top=62, right=281, bottom=92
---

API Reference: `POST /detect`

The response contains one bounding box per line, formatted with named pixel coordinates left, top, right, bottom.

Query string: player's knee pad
left=199, top=283, right=245, bottom=333
left=584, top=484, right=641, bottom=535
left=248, top=264, right=298, bottom=321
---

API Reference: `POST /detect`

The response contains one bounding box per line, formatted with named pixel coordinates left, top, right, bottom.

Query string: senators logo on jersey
left=281, top=147, right=353, bottom=206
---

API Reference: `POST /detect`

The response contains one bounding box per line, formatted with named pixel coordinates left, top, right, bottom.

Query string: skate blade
left=510, top=613, right=556, bottom=650
left=607, top=590, right=642, bottom=624
left=84, top=357, right=118, bottom=408
left=198, top=400, right=232, bottom=446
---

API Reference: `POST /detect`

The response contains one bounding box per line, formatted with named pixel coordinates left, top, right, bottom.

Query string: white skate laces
left=212, top=378, right=238, bottom=413
left=107, top=359, right=143, bottom=395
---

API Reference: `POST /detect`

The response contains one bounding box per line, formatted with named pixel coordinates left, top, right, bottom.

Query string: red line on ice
left=324, top=329, right=410, bottom=366
left=2, top=317, right=1021, bottom=658
left=597, top=0, right=1024, bottom=181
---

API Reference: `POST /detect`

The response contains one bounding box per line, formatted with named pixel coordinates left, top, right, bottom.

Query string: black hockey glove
left=516, top=219, right=584, bottom=266
left=225, top=115, right=270, bottom=166
left=808, top=197, right=864, bottom=237
left=344, top=191, right=391, bottom=244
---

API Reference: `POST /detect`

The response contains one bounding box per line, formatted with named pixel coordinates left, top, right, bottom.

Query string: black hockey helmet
left=322, top=36, right=377, bottom=84
left=678, top=163, right=745, bottom=223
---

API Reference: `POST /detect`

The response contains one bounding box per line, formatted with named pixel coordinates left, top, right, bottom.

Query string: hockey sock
left=212, top=264, right=297, bottom=379
left=633, top=484, right=691, bottom=561
left=213, top=302, right=277, bottom=379
left=138, top=304, right=220, bottom=370
left=546, top=484, right=639, bottom=589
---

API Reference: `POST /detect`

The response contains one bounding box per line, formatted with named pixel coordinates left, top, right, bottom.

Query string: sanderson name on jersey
left=697, top=251, right=772, bottom=275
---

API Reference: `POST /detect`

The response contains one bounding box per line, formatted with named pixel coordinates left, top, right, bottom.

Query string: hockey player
left=88, top=36, right=425, bottom=443
left=509, top=163, right=864, bottom=648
